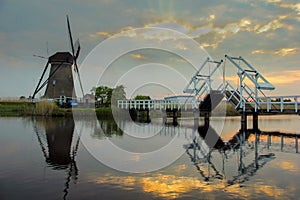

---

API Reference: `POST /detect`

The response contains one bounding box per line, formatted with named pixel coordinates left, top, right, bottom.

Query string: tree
left=91, top=85, right=126, bottom=107
left=134, top=95, right=151, bottom=100
left=93, top=86, right=113, bottom=107
left=111, top=85, right=126, bottom=106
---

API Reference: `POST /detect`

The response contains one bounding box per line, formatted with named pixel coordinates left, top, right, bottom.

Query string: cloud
left=280, top=3, right=300, bottom=15
left=251, top=47, right=298, bottom=56
left=175, top=42, right=188, bottom=50
left=130, top=53, right=145, bottom=59
left=254, top=17, right=285, bottom=34
left=88, top=12, right=291, bottom=51
left=224, top=69, right=300, bottom=86
left=265, top=70, right=300, bottom=85
left=274, top=48, right=298, bottom=56
left=267, top=0, right=281, bottom=3
left=89, top=31, right=112, bottom=38
left=251, top=49, right=266, bottom=54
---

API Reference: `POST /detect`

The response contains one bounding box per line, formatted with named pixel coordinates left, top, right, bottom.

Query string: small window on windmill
left=52, top=80, right=56, bottom=86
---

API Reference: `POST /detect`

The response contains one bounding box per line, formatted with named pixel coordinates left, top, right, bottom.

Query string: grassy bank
left=0, top=100, right=127, bottom=118
left=0, top=100, right=240, bottom=117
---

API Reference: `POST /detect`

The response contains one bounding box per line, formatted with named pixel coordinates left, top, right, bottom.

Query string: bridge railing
left=117, top=100, right=198, bottom=111
left=223, top=81, right=300, bottom=113
left=256, top=95, right=300, bottom=112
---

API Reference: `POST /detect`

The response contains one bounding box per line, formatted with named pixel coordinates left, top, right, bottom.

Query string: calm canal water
left=0, top=115, right=300, bottom=200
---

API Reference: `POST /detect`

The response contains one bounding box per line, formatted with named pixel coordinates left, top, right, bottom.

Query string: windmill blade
left=74, top=39, right=80, bottom=60
left=66, top=15, right=75, bottom=57
left=74, top=62, right=85, bottom=97
left=66, top=15, right=84, bottom=97
left=32, top=61, right=50, bottom=99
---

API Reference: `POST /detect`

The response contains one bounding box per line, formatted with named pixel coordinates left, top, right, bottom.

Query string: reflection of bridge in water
left=112, top=119, right=299, bottom=185
left=114, top=119, right=299, bottom=154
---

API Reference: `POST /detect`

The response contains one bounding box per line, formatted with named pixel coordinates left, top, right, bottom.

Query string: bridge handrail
left=255, top=95, right=300, bottom=112
left=117, top=99, right=198, bottom=111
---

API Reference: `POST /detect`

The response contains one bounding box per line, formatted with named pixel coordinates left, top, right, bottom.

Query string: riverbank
left=0, top=100, right=240, bottom=117
left=0, top=100, right=114, bottom=117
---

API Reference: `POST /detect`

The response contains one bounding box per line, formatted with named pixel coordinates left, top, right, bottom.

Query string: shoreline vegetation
left=0, top=99, right=240, bottom=118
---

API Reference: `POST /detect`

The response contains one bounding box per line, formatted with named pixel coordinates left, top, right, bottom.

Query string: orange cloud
left=280, top=3, right=300, bottom=15
left=131, top=53, right=145, bottom=59
left=267, top=0, right=281, bottom=3
left=254, top=16, right=286, bottom=34
left=274, top=48, right=298, bottom=56
left=265, top=70, right=300, bottom=85
left=251, top=48, right=298, bottom=56
left=251, top=49, right=266, bottom=54
left=89, top=31, right=112, bottom=38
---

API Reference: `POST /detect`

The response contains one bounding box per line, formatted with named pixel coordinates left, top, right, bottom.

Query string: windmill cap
left=49, top=52, right=73, bottom=63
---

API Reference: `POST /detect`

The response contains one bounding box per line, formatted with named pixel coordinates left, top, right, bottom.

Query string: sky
left=0, top=0, right=300, bottom=98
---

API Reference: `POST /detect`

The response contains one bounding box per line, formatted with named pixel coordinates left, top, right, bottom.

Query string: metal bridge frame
left=183, top=57, right=223, bottom=101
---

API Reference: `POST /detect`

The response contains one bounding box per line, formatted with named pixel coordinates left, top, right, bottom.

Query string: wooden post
left=204, top=112, right=210, bottom=127
left=146, top=109, right=151, bottom=123
left=253, top=112, right=258, bottom=131
left=137, top=110, right=141, bottom=121
left=173, top=110, right=178, bottom=126
left=267, top=133, right=271, bottom=149
left=281, top=135, right=284, bottom=151
left=194, top=109, right=199, bottom=127
left=296, top=135, right=298, bottom=153
left=162, top=109, right=167, bottom=124
left=241, top=112, right=247, bottom=132
left=254, top=132, right=259, bottom=169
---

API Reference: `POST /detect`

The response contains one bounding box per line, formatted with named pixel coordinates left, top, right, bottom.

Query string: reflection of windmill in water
left=32, top=16, right=84, bottom=104
left=33, top=117, right=80, bottom=199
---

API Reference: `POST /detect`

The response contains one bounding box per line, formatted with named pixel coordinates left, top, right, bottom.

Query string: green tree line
left=91, top=85, right=151, bottom=107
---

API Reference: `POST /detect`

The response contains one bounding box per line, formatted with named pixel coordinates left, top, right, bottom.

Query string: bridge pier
left=172, top=110, right=178, bottom=126
left=162, top=110, right=167, bottom=124
left=296, top=135, right=298, bottom=153
left=267, top=133, right=271, bottom=149
left=204, top=112, right=210, bottom=127
left=130, top=109, right=151, bottom=123
left=254, top=132, right=259, bottom=169
left=193, top=109, right=200, bottom=127
left=146, top=109, right=151, bottom=123
left=281, top=135, right=284, bottom=151
left=253, top=112, right=259, bottom=131
left=240, top=112, right=247, bottom=132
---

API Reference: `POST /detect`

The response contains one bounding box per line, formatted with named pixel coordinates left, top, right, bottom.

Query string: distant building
left=83, top=93, right=96, bottom=104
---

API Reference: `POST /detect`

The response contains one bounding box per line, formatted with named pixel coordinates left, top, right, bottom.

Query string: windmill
left=32, top=15, right=84, bottom=104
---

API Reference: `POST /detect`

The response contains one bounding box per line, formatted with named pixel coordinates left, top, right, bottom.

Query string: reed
left=34, top=101, right=63, bottom=116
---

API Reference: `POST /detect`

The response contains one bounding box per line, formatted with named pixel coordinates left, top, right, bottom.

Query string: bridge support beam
left=296, top=135, right=298, bottom=153
left=240, top=112, right=247, bottom=132
left=281, top=135, right=284, bottom=151
left=253, top=112, right=259, bottom=131
left=172, top=110, right=178, bottom=126
left=193, top=109, right=200, bottom=127
left=254, top=132, right=259, bottom=169
left=162, top=110, right=167, bottom=124
left=267, top=133, right=271, bottom=149
left=204, top=112, right=210, bottom=127
left=146, top=109, right=151, bottom=123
